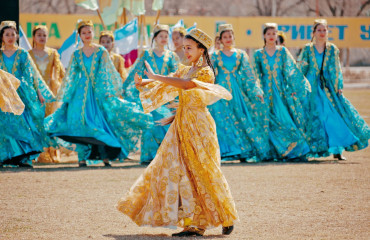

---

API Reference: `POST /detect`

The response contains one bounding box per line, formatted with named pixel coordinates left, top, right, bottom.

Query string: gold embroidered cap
left=263, top=22, right=278, bottom=30
left=32, top=25, right=48, bottom=33
left=172, top=26, right=187, bottom=36
left=99, top=30, right=114, bottom=40
left=314, top=19, right=328, bottom=28
left=188, top=28, right=213, bottom=49
left=77, top=20, right=94, bottom=30
left=218, top=24, right=233, bottom=35
left=153, top=24, right=169, bottom=35
left=0, top=21, right=17, bottom=32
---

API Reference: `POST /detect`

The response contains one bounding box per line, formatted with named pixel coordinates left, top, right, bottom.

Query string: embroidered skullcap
left=313, top=19, right=328, bottom=28
left=77, top=20, right=94, bottom=30
left=0, top=21, right=17, bottom=32
left=99, top=30, right=114, bottom=41
left=187, top=28, right=213, bottom=49
left=263, top=22, right=278, bottom=31
left=153, top=24, right=169, bottom=35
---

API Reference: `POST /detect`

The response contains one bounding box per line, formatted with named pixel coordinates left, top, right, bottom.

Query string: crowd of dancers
left=1, top=18, right=369, bottom=236
left=1, top=19, right=368, bottom=168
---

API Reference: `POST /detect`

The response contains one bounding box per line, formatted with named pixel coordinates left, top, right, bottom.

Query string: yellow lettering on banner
left=20, top=14, right=370, bottom=48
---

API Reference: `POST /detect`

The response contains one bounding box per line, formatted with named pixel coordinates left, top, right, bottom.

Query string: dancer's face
left=2, top=28, right=17, bottom=47
left=215, top=37, right=221, bottom=50
left=100, top=36, right=113, bottom=52
left=314, top=24, right=328, bottom=42
left=172, top=31, right=184, bottom=50
left=33, top=29, right=48, bottom=47
left=264, top=28, right=277, bottom=45
left=80, top=26, right=94, bottom=44
left=183, top=38, right=204, bottom=64
left=155, top=31, right=169, bottom=47
left=220, top=30, right=234, bottom=48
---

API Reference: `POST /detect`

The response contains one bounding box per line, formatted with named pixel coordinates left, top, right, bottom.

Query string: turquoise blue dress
left=254, top=46, right=311, bottom=160
left=0, top=48, right=54, bottom=165
left=298, top=42, right=369, bottom=157
left=209, top=49, right=270, bottom=161
left=46, top=46, right=153, bottom=162
left=123, top=49, right=178, bottom=163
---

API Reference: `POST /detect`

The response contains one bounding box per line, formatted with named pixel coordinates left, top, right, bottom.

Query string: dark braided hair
left=0, top=26, right=18, bottom=49
left=184, top=35, right=215, bottom=75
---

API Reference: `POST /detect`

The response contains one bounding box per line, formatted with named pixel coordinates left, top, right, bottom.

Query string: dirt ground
left=1, top=89, right=369, bottom=240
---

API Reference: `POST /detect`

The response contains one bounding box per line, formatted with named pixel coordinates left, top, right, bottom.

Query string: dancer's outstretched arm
left=141, top=61, right=196, bottom=89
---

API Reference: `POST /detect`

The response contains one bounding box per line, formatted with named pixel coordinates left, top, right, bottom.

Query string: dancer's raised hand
left=144, top=61, right=155, bottom=79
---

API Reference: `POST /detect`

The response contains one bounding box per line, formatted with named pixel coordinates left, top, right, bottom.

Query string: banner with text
left=20, top=14, right=370, bottom=48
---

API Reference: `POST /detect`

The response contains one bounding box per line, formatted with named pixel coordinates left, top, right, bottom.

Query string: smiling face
left=79, top=26, right=94, bottom=44
left=183, top=37, right=204, bottom=64
left=264, top=27, right=277, bottom=45
left=313, top=24, right=328, bottom=42
left=220, top=30, right=234, bottom=48
left=172, top=31, right=184, bottom=50
left=154, top=30, right=169, bottom=47
left=33, top=28, right=48, bottom=47
left=99, top=36, right=113, bottom=52
left=1, top=27, right=18, bottom=47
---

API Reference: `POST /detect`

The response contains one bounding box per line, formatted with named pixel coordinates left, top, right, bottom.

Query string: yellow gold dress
left=116, top=65, right=238, bottom=229
left=29, top=47, right=65, bottom=163
left=110, top=52, right=127, bottom=83
left=0, top=69, right=24, bottom=115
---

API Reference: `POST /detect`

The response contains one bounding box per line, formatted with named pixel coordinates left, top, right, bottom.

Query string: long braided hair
left=184, top=35, right=215, bottom=75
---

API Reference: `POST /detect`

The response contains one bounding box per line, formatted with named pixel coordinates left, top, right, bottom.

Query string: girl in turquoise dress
left=209, top=24, right=269, bottom=162
left=123, top=24, right=178, bottom=164
left=298, top=19, right=369, bottom=160
left=46, top=20, right=152, bottom=167
left=0, top=69, right=36, bottom=168
left=253, top=23, right=311, bottom=161
left=0, top=21, right=55, bottom=168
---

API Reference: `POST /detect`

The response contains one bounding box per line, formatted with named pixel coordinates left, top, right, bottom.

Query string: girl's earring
left=196, top=55, right=204, bottom=67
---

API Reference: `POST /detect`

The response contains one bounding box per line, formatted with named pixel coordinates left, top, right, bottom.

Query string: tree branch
left=357, top=0, right=370, bottom=16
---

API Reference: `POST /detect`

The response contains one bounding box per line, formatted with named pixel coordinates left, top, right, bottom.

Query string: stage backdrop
left=20, top=14, right=370, bottom=48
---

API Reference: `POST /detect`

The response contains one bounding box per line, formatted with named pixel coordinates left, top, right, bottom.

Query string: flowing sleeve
left=0, top=69, right=25, bottom=115
left=21, top=50, right=55, bottom=102
left=238, top=50, right=263, bottom=97
left=281, top=47, right=311, bottom=97
left=138, top=64, right=188, bottom=113
left=329, top=44, right=343, bottom=92
left=186, top=66, right=232, bottom=106
left=95, top=49, right=123, bottom=98
left=211, top=51, right=218, bottom=76
left=168, top=51, right=179, bottom=73
left=123, top=51, right=146, bottom=91
left=297, top=45, right=310, bottom=76
left=253, top=51, right=264, bottom=88
left=122, top=51, right=147, bottom=101
left=56, top=51, right=80, bottom=102
left=53, top=49, right=65, bottom=84
left=117, top=54, right=128, bottom=83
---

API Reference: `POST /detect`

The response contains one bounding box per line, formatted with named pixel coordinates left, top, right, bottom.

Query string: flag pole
left=139, top=15, right=144, bottom=56
left=121, top=8, right=127, bottom=25
left=96, top=9, right=107, bottom=30
left=143, top=15, right=149, bottom=48
left=154, top=10, right=161, bottom=25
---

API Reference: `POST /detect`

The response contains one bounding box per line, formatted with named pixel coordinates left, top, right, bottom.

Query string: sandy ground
left=0, top=89, right=369, bottom=240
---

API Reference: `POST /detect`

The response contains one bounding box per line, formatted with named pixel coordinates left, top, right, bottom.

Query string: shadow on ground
left=103, top=234, right=226, bottom=239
